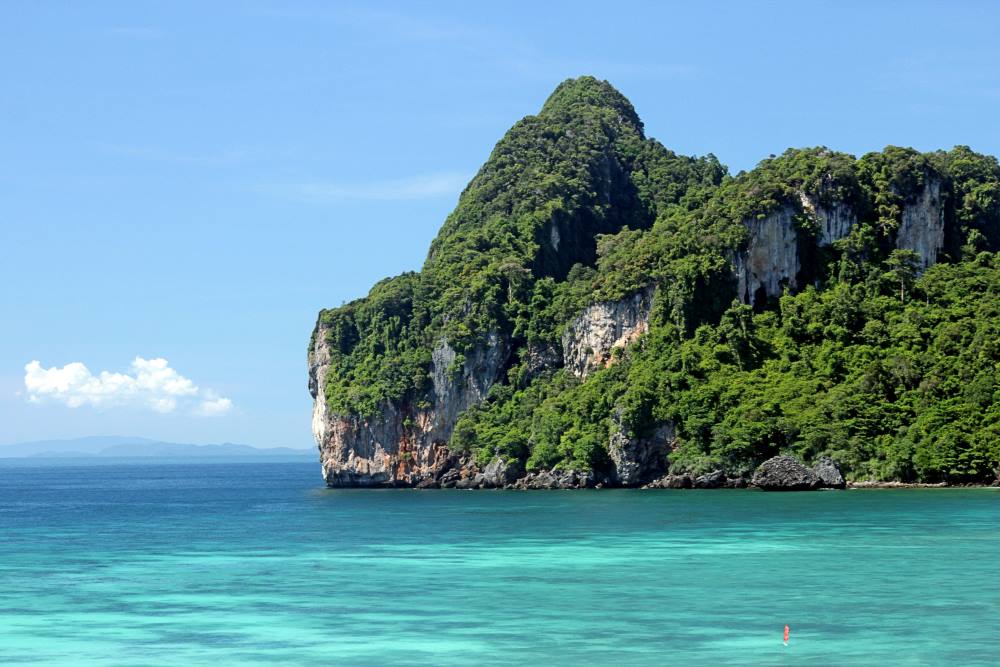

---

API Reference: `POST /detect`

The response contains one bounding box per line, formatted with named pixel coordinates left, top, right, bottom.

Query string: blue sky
left=2, top=1, right=999, bottom=449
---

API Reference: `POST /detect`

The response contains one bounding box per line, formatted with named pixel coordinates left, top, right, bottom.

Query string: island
left=308, top=76, right=1000, bottom=490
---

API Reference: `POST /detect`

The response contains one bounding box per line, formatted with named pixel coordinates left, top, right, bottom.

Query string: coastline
left=327, top=479, right=1000, bottom=491
left=846, top=481, right=997, bottom=489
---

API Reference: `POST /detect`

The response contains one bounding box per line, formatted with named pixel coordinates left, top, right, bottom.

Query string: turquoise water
left=1, top=461, right=998, bottom=665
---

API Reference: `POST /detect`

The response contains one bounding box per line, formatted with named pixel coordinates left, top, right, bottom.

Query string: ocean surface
left=1, top=460, right=998, bottom=665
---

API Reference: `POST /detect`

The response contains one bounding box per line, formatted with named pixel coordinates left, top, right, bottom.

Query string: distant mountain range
left=0, top=436, right=314, bottom=459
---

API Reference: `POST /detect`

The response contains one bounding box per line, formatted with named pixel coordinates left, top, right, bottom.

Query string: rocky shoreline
left=399, top=477, right=994, bottom=491
left=845, top=481, right=993, bottom=489
left=335, top=454, right=901, bottom=492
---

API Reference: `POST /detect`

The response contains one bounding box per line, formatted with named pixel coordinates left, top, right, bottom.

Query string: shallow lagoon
left=1, top=460, right=997, bottom=665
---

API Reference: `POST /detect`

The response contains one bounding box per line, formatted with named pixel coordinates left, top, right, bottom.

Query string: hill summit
left=309, top=76, right=1000, bottom=488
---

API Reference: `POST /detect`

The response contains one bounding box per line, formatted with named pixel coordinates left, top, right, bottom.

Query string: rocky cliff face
left=736, top=192, right=861, bottom=306
left=310, top=295, right=670, bottom=488
left=310, top=304, right=671, bottom=487
left=735, top=206, right=801, bottom=306
left=429, top=335, right=510, bottom=442
left=608, top=408, right=674, bottom=485
left=308, top=323, right=509, bottom=486
left=896, top=177, right=944, bottom=269
left=799, top=192, right=857, bottom=247
left=562, top=287, right=654, bottom=378
left=735, top=178, right=945, bottom=306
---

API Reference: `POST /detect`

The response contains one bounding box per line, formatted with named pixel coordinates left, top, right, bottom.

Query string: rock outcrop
left=643, top=471, right=749, bottom=489
left=813, top=456, right=846, bottom=488
left=735, top=206, right=801, bottom=307
left=736, top=191, right=859, bottom=307
left=512, top=469, right=597, bottom=490
left=896, top=177, right=944, bottom=270
left=607, top=409, right=674, bottom=486
left=751, top=455, right=821, bottom=491
left=562, top=287, right=654, bottom=378
left=693, top=470, right=727, bottom=489
left=308, top=323, right=509, bottom=487
left=751, top=455, right=847, bottom=491
left=643, top=473, right=693, bottom=489
left=799, top=192, right=857, bottom=247
left=481, top=457, right=525, bottom=488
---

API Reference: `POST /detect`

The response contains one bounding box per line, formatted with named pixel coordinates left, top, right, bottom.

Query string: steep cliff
left=311, top=77, right=1000, bottom=487
left=896, top=176, right=944, bottom=269
left=562, top=287, right=654, bottom=378
left=308, top=321, right=508, bottom=486
left=799, top=192, right=856, bottom=247
left=735, top=206, right=801, bottom=306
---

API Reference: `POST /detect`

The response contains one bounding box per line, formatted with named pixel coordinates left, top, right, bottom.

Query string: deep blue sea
left=1, top=459, right=998, bottom=665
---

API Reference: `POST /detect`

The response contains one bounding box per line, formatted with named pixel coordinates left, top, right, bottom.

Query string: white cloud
left=24, top=357, right=232, bottom=417
left=273, top=171, right=471, bottom=202
left=194, top=393, right=233, bottom=417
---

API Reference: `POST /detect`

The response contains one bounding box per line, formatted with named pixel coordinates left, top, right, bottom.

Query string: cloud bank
left=24, top=357, right=232, bottom=416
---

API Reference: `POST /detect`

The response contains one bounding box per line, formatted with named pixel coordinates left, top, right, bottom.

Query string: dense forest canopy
left=314, top=76, right=1000, bottom=484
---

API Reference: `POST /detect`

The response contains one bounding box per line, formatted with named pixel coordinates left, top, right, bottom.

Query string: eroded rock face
left=693, top=470, right=727, bottom=489
left=799, top=192, right=857, bottom=247
left=512, top=469, right=596, bottom=490
left=644, top=473, right=693, bottom=489
left=521, top=344, right=562, bottom=384
left=734, top=180, right=942, bottom=309
left=430, top=335, right=510, bottom=443
left=813, top=456, right=846, bottom=489
left=736, top=191, right=859, bottom=307
left=308, top=321, right=510, bottom=487
left=481, top=457, right=525, bottom=488
left=751, top=455, right=820, bottom=491
left=735, top=206, right=800, bottom=306
left=562, top=287, right=654, bottom=378
left=607, top=409, right=674, bottom=486
left=896, top=177, right=944, bottom=270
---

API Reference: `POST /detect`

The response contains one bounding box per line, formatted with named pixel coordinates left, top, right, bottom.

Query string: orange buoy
left=784, top=625, right=790, bottom=644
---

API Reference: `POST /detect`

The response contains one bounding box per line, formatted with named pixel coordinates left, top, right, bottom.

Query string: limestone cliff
left=895, top=176, right=944, bottom=269
left=562, top=287, right=654, bottom=378
left=308, top=324, right=509, bottom=486
left=734, top=177, right=944, bottom=307
left=736, top=191, right=860, bottom=306
left=799, top=192, right=857, bottom=247
left=735, top=206, right=802, bottom=306
left=608, top=408, right=675, bottom=485
left=309, top=302, right=670, bottom=487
